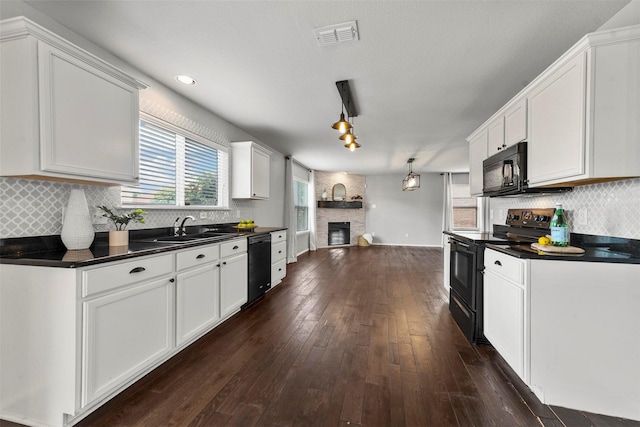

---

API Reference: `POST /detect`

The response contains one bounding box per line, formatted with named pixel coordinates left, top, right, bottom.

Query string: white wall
left=365, top=173, right=444, bottom=247
left=598, top=0, right=640, bottom=30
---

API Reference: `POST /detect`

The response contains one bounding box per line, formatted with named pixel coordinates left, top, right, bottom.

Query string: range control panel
left=505, top=208, right=555, bottom=228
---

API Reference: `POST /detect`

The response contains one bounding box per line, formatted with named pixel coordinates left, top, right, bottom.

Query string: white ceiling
left=21, top=0, right=630, bottom=175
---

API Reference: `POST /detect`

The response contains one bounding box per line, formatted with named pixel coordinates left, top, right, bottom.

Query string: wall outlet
left=490, top=209, right=494, bottom=220
left=371, top=232, right=375, bottom=237
left=199, top=212, right=207, bottom=219
left=576, top=207, right=588, bottom=226
left=405, top=233, right=409, bottom=238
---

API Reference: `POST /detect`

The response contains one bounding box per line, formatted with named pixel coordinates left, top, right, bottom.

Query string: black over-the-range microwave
left=482, top=141, right=572, bottom=197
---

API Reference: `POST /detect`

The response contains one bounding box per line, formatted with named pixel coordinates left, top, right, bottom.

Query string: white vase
left=60, top=189, right=95, bottom=250
left=109, top=230, right=129, bottom=247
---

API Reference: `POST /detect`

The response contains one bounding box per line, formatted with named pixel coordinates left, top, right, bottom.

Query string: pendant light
left=331, top=81, right=355, bottom=134
left=345, top=141, right=361, bottom=152
left=331, top=111, right=351, bottom=134
left=402, top=158, right=420, bottom=191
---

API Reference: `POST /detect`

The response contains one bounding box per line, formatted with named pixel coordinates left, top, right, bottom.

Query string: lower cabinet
left=176, top=264, right=220, bottom=346
left=271, top=230, right=287, bottom=288
left=82, top=277, right=174, bottom=407
left=0, top=237, right=250, bottom=427
left=220, top=252, right=248, bottom=318
left=175, top=245, right=221, bottom=346
left=483, top=249, right=528, bottom=383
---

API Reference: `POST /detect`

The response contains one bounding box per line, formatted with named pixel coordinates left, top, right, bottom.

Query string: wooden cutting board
left=531, top=243, right=585, bottom=254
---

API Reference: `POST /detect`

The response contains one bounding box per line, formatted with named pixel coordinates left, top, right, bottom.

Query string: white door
left=251, top=148, right=270, bottom=198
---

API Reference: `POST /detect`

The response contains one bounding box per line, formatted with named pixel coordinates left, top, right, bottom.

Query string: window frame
left=293, top=177, right=310, bottom=234
left=121, top=113, right=230, bottom=210
left=451, top=183, right=483, bottom=231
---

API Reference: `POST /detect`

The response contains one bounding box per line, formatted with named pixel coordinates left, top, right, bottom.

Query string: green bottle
left=550, top=203, right=569, bottom=247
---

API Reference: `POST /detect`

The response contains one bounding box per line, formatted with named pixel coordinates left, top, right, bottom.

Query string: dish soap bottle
left=550, top=203, right=569, bottom=247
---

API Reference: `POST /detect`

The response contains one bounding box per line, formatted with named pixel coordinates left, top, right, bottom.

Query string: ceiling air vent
left=314, top=21, right=359, bottom=47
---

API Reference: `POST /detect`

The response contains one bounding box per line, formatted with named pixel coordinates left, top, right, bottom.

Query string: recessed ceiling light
left=175, top=75, right=197, bottom=85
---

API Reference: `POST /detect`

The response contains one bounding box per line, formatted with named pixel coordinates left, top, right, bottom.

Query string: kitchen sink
left=139, top=233, right=233, bottom=245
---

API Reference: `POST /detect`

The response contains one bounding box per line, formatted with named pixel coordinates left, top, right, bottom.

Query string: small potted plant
left=97, top=206, right=146, bottom=246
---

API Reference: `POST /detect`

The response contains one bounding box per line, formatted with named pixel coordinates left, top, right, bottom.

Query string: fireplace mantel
left=317, top=200, right=363, bottom=209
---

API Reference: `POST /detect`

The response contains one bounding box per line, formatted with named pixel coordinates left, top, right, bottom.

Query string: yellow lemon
left=538, top=236, right=551, bottom=245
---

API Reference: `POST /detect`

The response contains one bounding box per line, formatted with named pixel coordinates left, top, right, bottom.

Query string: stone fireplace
left=315, top=171, right=365, bottom=248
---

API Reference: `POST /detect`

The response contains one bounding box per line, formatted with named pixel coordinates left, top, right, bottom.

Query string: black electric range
left=444, top=208, right=555, bottom=344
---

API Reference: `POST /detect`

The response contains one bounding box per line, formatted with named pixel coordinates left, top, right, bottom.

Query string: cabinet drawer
left=271, top=230, right=286, bottom=243
left=82, top=254, right=173, bottom=297
left=271, top=241, right=286, bottom=261
left=484, top=249, right=524, bottom=284
left=176, top=244, right=220, bottom=271
left=220, top=238, right=247, bottom=258
left=271, top=258, right=286, bottom=283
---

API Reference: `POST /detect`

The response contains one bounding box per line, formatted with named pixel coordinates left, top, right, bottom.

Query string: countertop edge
left=0, top=227, right=287, bottom=268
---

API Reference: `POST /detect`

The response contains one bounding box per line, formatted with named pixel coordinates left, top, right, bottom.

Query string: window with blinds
left=122, top=117, right=228, bottom=208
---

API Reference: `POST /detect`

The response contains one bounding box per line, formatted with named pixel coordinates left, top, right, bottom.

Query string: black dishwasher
left=245, top=234, right=272, bottom=307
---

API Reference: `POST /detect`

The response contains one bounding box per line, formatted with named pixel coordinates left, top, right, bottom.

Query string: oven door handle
left=451, top=240, right=472, bottom=252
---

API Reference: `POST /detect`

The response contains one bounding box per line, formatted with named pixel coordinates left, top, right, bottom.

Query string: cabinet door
left=528, top=52, right=586, bottom=186
left=504, top=99, right=527, bottom=147
left=38, top=42, right=139, bottom=183
left=251, top=147, right=270, bottom=198
left=483, top=270, right=524, bottom=379
left=468, top=129, right=488, bottom=196
left=82, top=277, right=174, bottom=406
left=176, top=264, right=220, bottom=346
left=487, top=117, right=505, bottom=154
left=220, top=253, right=248, bottom=318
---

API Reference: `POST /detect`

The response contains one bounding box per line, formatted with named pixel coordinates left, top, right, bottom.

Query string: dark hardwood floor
left=3, top=246, right=638, bottom=427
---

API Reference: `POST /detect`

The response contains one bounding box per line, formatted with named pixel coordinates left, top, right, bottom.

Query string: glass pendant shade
left=402, top=159, right=420, bottom=191
left=331, top=112, right=351, bottom=134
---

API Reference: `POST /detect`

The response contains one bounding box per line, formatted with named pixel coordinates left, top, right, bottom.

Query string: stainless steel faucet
left=178, top=216, right=195, bottom=236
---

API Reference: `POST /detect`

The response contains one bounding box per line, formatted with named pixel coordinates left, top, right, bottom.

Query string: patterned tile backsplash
left=0, top=177, right=254, bottom=238
left=489, top=177, right=640, bottom=239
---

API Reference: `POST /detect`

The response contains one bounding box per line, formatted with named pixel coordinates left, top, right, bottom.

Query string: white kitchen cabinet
left=503, top=98, right=527, bottom=148
left=175, top=245, right=221, bottom=347
left=528, top=52, right=587, bottom=185
left=82, top=276, right=174, bottom=407
left=231, top=141, right=272, bottom=199
left=487, top=116, right=505, bottom=154
left=0, top=17, right=146, bottom=185
left=483, top=249, right=528, bottom=383
left=468, top=128, right=488, bottom=196
left=219, top=238, right=248, bottom=318
left=526, top=26, right=640, bottom=186
left=271, top=230, right=287, bottom=288
left=529, top=260, right=640, bottom=421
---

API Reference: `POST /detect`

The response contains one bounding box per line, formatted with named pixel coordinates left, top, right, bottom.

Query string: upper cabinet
left=468, top=24, right=640, bottom=191
left=0, top=17, right=147, bottom=185
left=230, top=141, right=272, bottom=199
left=528, top=26, right=640, bottom=187
left=468, top=128, right=488, bottom=197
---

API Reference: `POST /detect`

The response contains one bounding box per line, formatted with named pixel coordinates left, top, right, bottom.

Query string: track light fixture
left=402, top=158, right=420, bottom=191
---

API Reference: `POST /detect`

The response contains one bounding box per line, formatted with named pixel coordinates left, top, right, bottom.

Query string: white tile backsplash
left=489, top=177, right=640, bottom=239
left=0, top=177, right=253, bottom=238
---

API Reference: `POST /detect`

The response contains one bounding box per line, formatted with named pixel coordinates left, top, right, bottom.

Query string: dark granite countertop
left=484, top=232, right=640, bottom=265
left=0, top=224, right=287, bottom=268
